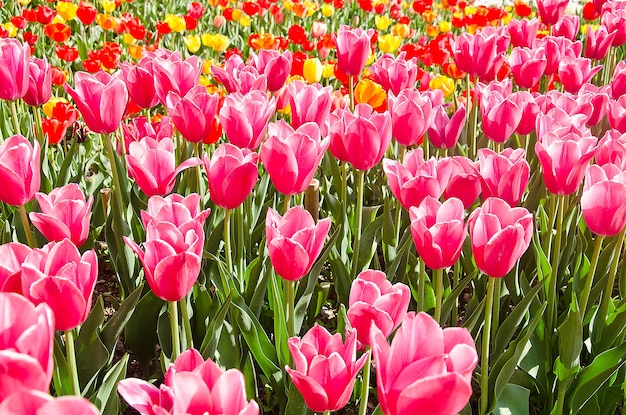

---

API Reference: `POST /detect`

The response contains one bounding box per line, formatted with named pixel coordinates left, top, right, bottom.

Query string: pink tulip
left=509, top=47, right=547, bottom=89
left=0, top=390, right=100, bottom=415
left=287, top=80, right=333, bottom=131
left=266, top=206, right=331, bottom=281
left=120, top=60, right=159, bottom=109
left=152, top=53, right=202, bottom=105
left=0, top=242, right=31, bottom=293
left=23, top=57, right=52, bottom=107
left=118, top=348, right=259, bottom=415
left=166, top=85, right=220, bottom=143
left=536, top=36, right=582, bottom=75
left=0, top=292, right=54, bottom=401
left=581, top=163, right=626, bottom=236
left=596, top=129, right=626, bottom=167
left=251, top=49, right=292, bottom=92
left=261, top=120, right=329, bottom=195
left=369, top=52, right=419, bottom=95
left=286, top=325, right=368, bottom=413
left=21, top=239, right=97, bottom=331
left=428, top=104, right=466, bottom=149
left=552, top=15, right=580, bottom=41
left=480, top=91, right=525, bottom=143
left=333, top=25, right=375, bottom=76
left=508, top=18, right=540, bottom=48
left=387, top=89, right=434, bottom=147
left=452, top=32, right=498, bottom=79
left=584, top=26, right=617, bottom=61
left=383, top=148, right=453, bottom=210
left=311, top=21, right=327, bottom=38
left=477, top=148, right=530, bottom=206
left=0, top=134, right=40, bottom=206
left=601, top=4, right=626, bottom=46
left=444, top=156, right=482, bottom=209
left=126, top=137, right=202, bottom=197
left=64, top=71, right=128, bottom=134
left=212, top=54, right=267, bottom=94
left=121, top=115, right=174, bottom=154
left=537, top=0, right=569, bottom=25
left=328, top=103, right=392, bottom=171
left=577, top=84, right=610, bottom=127
left=220, top=90, right=276, bottom=150
left=515, top=91, right=540, bottom=135
left=204, top=144, right=259, bottom=210
left=347, top=270, right=410, bottom=346
left=29, top=183, right=93, bottom=247
left=0, top=38, right=30, bottom=101
left=558, top=56, right=602, bottom=94
left=410, top=197, right=467, bottom=270
left=608, top=96, right=626, bottom=133
left=468, top=197, right=533, bottom=278
left=126, top=194, right=208, bottom=301
left=371, top=312, right=478, bottom=415
left=611, top=61, right=626, bottom=99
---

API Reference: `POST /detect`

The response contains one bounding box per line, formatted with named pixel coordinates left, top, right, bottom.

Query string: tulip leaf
left=200, top=291, right=232, bottom=359
left=90, top=354, right=129, bottom=415
left=371, top=405, right=384, bottom=415
left=76, top=296, right=110, bottom=389
left=381, top=197, right=396, bottom=246
left=54, top=137, right=80, bottom=187
left=124, top=291, right=165, bottom=373
left=355, top=209, right=383, bottom=273
left=441, top=272, right=475, bottom=325
left=384, top=227, right=413, bottom=282
left=248, top=256, right=272, bottom=318
left=52, top=335, right=72, bottom=396
left=329, top=247, right=351, bottom=304
left=593, top=298, right=626, bottom=353
left=250, top=173, right=271, bottom=231
left=494, top=384, right=530, bottom=415
left=268, top=272, right=290, bottom=369
left=101, top=283, right=143, bottom=359
left=558, top=302, right=583, bottom=371
left=285, top=382, right=313, bottom=415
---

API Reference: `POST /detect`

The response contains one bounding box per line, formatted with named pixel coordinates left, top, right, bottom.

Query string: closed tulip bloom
left=584, top=26, right=617, bottom=61
left=410, top=197, right=467, bottom=270
left=552, top=14, right=579, bottom=41
left=384, top=148, right=453, bottom=210
left=251, top=49, right=292, bottom=92
left=537, top=0, right=569, bottom=25
left=288, top=80, right=333, bottom=131
left=537, top=36, right=582, bottom=75
left=286, top=326, right=369, bottom=413
left=509, top=47, right=547, bottom=89
left=601, top=5, right=626, bottom=47
left=29, top=183, right=93, bottom=247
left=428, top=104, right=466, bottom=150
left=220, top=90, right=276, bottom=150
left=266, top=206, right=331, bottom=281
left=140, top=193, right=210, bottom=229
left=152, top=53, right=202, bottom=104
left=611, top=61, right=626, bottom=99
left=608, top=96, right=626, bottom=133
left=369, top=52, right=418, bottom=95
left=23, top=57, right=52, bottom=107
left=468, top=197, right=533, bottom=278
left=581, top=163, right=626, bottom=236
left=508, top=18, right=540, bottom=48
left=121, top=115, right=174, bottom=154
left=452, top=32, right=498, bottom=79
left=0, top=134, right=40, bottom=206
left=0, top=292, right=54, bottom=401
left=211, top=54, right=262, bottom=94
left=261, top=121, right=329, bottom=195
left=480, top=92, right=525, bottom=143
left=166, top=85, right=220, bottom=143
left=578, top=84, right=610, bottom=127
left=371, top=312, right=478, bottom=415
left=21, top=239, right=97, bottom=331
left=0, top=390, right=100, bottom=415
left=558, top=56, right=602, bottom=94
left=347, top=270, right=410, bottom=346
left=126, top=137, right=202, bottom=197
left=388, top=89, right=434, bottom=147
left=120, top=60, right=158, bottom=109
left=477, top=148, right=530, bottom=206
left=0, top=243, right=31, bottom=293
left=596, top=129, right=626, bottom=167
left=515, top=91, right=540, bottom=135
left=444, top=156, right=482, bottom=209
left=204, top=144, right=259, bottom=210
left=64, top=70, right=128, bottom=134
left=0, top=38, right=30, bottom=101
left=333, top=25, right=374, bottom=76
left=119, top=348, right=259, bottom=415
left=328, top=103, right=392, bottom=170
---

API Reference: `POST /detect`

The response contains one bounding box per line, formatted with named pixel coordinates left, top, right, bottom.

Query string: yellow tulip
left=439, top=20, right=452, bottom=33
left=378, top=34, right=402, bottom=53
left=303, top=58, right=323, bottom=83
left=391, top=23, right=411, bottom=38
left=354, top=79, right=386, bottom=109
left=426, top=25, right=440, bottom=37
left=101, top=0, right=116, bottom=12
left=375, top=15, right=392, bottom=31
left=18, top=0, right=31, bottom=5
left=165, top=14, right=186, bottom=32
left=199, top=76, right=212, bottom=87
left=231, top=9, right=243, bottom=21
left=184, top=35, right=202, bottom=53
left=123, top=33, right=135, bottom=45
left=322, top=62, right=335, bottom=79
left=321, top=4, right=334, bottom=16
left=429, top=75, right=455, bottom=97
left=239, top=15, right=252, bottom=26
left=202, top=60, right=214, bottom=74
left=57, top=1, right=78, bottom=21
left=3, top=22, right=17, bottom=38
left=52, top=15, right=67, bottom=24
left=128, top=44, right=143, bottom=60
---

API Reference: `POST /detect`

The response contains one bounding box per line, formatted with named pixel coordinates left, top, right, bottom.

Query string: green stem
left=322, top=411, right=332, bottom=415
left=548, top=195, right=565, bottom=335
left=579, top=235, right=605, bottom=316
left=193, top=142, right=203, bottom=196
left=341, top=162, right=348, bottom=211
left=349, top=75, right=355, bottom=112
left=224, top=209, right=233, bottom=274
left=102, top=133, right=125, bottom=219
left=65, top=329, right=81, bottom=395
left=169, top=301, right=181, bottom=360
left=596, top=228, right=626, bottom=335
left=9, top=100, right=20, bottom=136
left=33, top=108, right=44, bottom=146
left=180, top=294, right=194, bottom=350
left=417, top=258, right=426, bottom=313
left=18, top=204, right=36, bottom=248
left=480, top=277, right=497, bottom=415
left=358, top=350, right=371, bottom=415
left=492, top=278, right=501, bottom=342
left=434, top=268, right=444, bottom=323
left=285, top=278, right=295, bottom=338
left=554, top=378, right=569, bottom=415
left=236, top=205, right=245, bottom=292
left=352, top=169, right=365, bottom=279
left=452, top=261, right=460, bottom=324
left=283, top=194, right=291, bottom=214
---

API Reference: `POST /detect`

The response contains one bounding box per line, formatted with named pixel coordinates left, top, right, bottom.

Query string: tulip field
left=2, top=0, right=626, bottom=413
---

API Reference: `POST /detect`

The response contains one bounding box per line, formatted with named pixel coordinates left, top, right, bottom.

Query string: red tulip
left=29, top=183, right=93, bottom=247
left=371, top=312, right=477, bottom=415
left=118, top=348, right=259, bottom=415
left=468, top=197, right=533, bottom=278
left=369, top=52, right=419, bottom=95
left=0, top=292, right=54, bottom=401
left=0, top=134, right=40, bottom=206
left=0, top=38, right=30, bottom=101
left=347, top=270, right=410, bottom=346
left=220, top=90, right=276, bottom=150
left=581, top=163, right=626, bottom=236
left=333, top=25, right=374, bottom=76
left=0, top=242, right=31, bottom=293
left=0, top=390, right=100, bottom=414
left=286, top=325, right=369, bottom=412
left=477, top=148, right=530, bottom=206
left=266, top=206, right=331, bottom=281
left=250, top=49, right=292, bottom=92
left=166, top=85, right=220, bottom=143
left=23, top=57, right=52, bottom=107
left=410, top=197, right=467, bottom=270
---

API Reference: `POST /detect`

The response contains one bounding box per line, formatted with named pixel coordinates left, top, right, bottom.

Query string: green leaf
left=54, top=138, right=80, bottom=187
left=124, top=291, right=165, bottom=372
left=269, top=273, right=290, bottom=369
left=285, top=382, right=313, bottom=415
left=76, top=297, right=109, bottom=388
left=200, top=291, right=232, bottom=359
left=91, top=354, right=129, bottom=415
left=441, top=272, right=475, bottom=325
left=101, top=284, right=143, bottom=357
left=356, top=214, right=383, bottom=272
left=329, top=246, right=351, bottom=305
left=52, top=334, right=72, bottom=396
left=558, top=303, right=583, bottom=370
left=494, top=384, right=530, bottom=415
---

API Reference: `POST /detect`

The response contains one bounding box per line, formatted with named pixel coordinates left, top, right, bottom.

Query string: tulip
left=118, top=348, right=259, bottom=415
left=303, top=57, right=323, bottom=83
left=126, top=137, right=202, bottom=197
left=515, top=91, right=540, bottom=135
left=452, top=32, right=498, bottom=79
left=166, top=85, right=220, bottom=143
left=444, top=156, right=482, bottom=208
left=369, top=52, right=418, bottom=95
left=286, top=325, right=369, bottom=413
left=23, top=57, right=52, bottom=107
left=0, top=390, right=100, bottom=414
left=121, top=115, right=174, bottom=154
left=21, top=239, right=97, bottom=331
left=64, top=70, right=128, bottom=134
left=477, top=148, right=530, bottom=206
left=211, top=54, right=248, bottom=93
left=508, top=18, right=540, bottom=48
left=202, top=144, right=258, bottom=210
left=409, top=197, right=467, bottom=270
left=608, top=96, right=626, bottom=133
left=288, top=80, right=333, bottom=131
left=0, top=242, right=31, bottom=293
left=468, top=197, right=533, bottom=278
left=537, top=36, right=582, bottom=75
left=261, top=121, right=329, bottom=195
left=251, top=49, right=292, bottom=92
left=596, top=129, right=626, bottom=167
left=328, top=103, right=392, bottom=171
left=537, top=0, right=569, bottom=25
left=509, top=47, right=547, bottom=89
left=347, top=270, right=410, bottom=346
left=140, top=193, right=210, bottom=229
left=29, top=183, right=93, bottom=247
left=578, top=84, right=610, bottom=127
left=479, top=91, right=525, bottom=143
left=220, top=90, right=276, bottom=150
left=266, top=206, right=331, bottom=281
left=611, top=61, right=626, bottom=99
left=0, top=134, right=40, bottom=206
left=120, top=60, right=159, bottom=109
left=371, top=312, right=478, bottom=415
left=584, top=25, right=617, bottom=61
left=582, top=163, right=626, bottom=236
left=552, top=14, right=579, bottom=41
left=333, top=26, right=374, bottom=77
left=558, top=56, right=602, bottom=94
left=387, top=89, right=434, bottom=147
left=428, top=104, right=466, bottom=150
left=601, top=5, right=626, bottom=46
left=152, top=52, right=202, bottom=104
left=0, top=38, right=30, bottom=101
